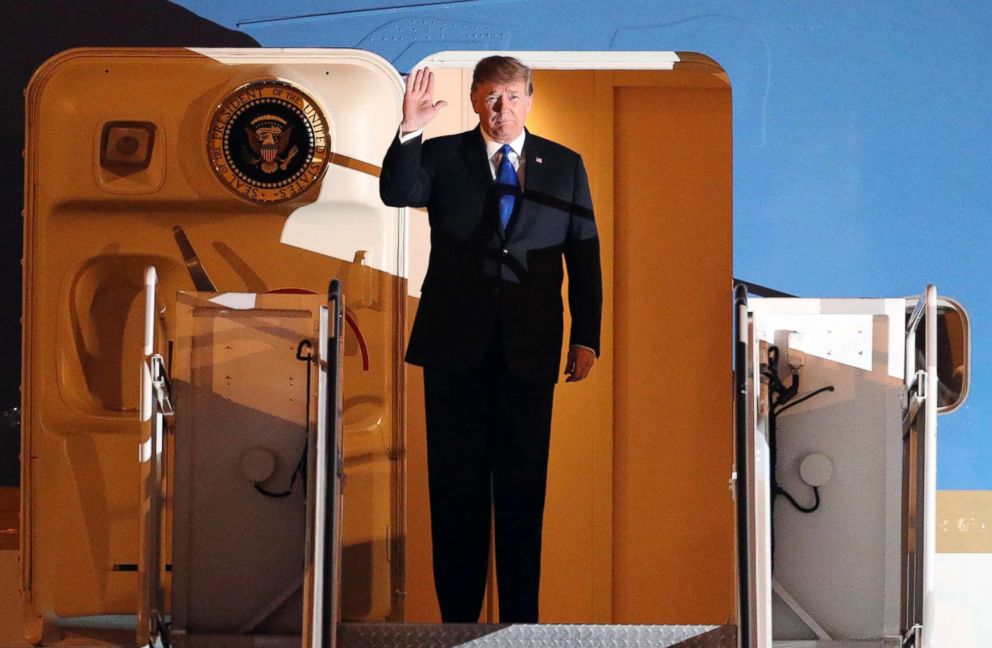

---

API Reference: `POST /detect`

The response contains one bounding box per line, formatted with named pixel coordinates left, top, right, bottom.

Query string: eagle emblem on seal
left=244, top=114, right=299, bottom=173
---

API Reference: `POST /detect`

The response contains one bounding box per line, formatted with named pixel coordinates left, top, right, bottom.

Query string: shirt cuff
left=570, top=344, right=597, bottom=354
left=398, top=126, right=423, bottom=143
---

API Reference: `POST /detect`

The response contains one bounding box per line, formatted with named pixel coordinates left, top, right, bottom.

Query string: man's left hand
left=565, top=346, right=596, bottom=382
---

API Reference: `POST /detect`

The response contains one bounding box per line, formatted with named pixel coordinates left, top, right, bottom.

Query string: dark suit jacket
left=380, top=126, right=602, bottom=383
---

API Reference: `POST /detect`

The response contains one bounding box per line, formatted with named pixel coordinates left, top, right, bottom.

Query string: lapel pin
left=535, top=156, right=543, bottom=164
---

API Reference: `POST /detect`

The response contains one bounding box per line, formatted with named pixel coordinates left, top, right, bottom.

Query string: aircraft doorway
left=15, top=47, right=733, bottom=646
left=401, top=55, right=733, bottom=624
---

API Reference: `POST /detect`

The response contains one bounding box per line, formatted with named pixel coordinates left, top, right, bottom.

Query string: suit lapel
left=521, top=132, right=547, bottom=197
left=508, top=131, right=546, bottom=239
left=459, top=127, right=494, bottom=202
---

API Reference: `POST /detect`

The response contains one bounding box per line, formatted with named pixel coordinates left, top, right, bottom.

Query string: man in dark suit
left=380, top=56, right=602, bottom=624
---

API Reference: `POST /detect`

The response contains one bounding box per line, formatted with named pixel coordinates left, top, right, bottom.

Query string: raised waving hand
left=400, top=67, right=448, bottom=135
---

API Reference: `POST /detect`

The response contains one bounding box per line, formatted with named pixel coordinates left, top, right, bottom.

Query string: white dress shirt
left=481, top=130, right=526, bottom=184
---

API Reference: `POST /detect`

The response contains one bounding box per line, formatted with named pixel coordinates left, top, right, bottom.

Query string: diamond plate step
left=338, top=623, right=736, bottom=647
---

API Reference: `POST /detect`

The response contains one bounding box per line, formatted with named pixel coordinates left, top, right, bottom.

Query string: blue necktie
left=496, top=144, right=519, bottom=231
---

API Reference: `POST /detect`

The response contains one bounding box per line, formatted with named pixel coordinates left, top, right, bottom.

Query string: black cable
left=777, top=485, right=820, bottom=513
left=296, top=339, right=312, bottom=497
left=775, top=385, right=836, bottom=416
left=770, top=387, right=834, bottom=515
left=254, top=339, right=313, bottom=499
left=763, top=345, right=835, bottom=568
left=255, top=482, right=295, bottom=498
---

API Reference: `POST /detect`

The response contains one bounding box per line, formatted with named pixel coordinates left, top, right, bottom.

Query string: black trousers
left=423, top=339, right=555, bottom=624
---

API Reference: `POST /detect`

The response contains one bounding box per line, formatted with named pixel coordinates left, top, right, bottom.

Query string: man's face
left=471, top=77, right=532, bottom=144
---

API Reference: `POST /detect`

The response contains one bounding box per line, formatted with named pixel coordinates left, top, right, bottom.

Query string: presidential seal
left=208, top=80, right=329, bottom=204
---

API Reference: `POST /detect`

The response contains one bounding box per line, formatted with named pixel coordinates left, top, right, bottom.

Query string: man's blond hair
left=471, top=55, right=533, bottom=96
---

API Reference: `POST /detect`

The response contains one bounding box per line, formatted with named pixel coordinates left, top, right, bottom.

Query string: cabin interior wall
left=612, top=80, right=734, bottom=623
left=518, top=69, right=617, bottom=623
left=403, top=66, right=732, bottom=624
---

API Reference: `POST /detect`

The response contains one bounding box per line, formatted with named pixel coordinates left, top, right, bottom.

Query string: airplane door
left=902, top=285, right=938, bottom=648
left=22, top=48, right=408, bottom=644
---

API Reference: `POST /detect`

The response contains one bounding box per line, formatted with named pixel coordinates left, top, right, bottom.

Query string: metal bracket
left=150, top=355, right=174, bottom=417
left=772, top=578, right=831, bottom=641
left=902, top=623, right=923, bottom=646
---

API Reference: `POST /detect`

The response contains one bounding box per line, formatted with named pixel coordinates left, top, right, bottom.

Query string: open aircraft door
left=23, top=48, right=408, bottom=645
